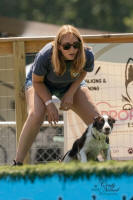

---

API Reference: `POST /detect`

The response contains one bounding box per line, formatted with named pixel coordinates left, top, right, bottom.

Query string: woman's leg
left=71, top=87, right=100, bottom=125
left=15, top=87, right=46, bottom=163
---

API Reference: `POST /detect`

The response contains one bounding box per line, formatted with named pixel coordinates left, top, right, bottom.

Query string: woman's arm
left=32, top=73, right=59, bottom=124
left=60, top=70, right=87, bottom=110
left=32, top=73, right=52, bottom=103
left=67, top=70, right=87, bottom=95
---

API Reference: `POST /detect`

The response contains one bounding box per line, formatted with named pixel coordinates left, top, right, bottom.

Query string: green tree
left=0, top=0, right=133, bottom=32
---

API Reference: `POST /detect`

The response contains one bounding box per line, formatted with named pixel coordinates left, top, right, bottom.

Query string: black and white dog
left=61, top=115, right=115, bottom=162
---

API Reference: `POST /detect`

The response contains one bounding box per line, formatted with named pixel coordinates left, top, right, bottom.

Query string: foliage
left=0, top=161, right=133, bottom=181
left=0, top=0, right=133, bottom=32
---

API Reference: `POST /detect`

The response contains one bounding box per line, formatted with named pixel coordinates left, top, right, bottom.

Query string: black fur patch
left=69, top=127, right=89, bottom=158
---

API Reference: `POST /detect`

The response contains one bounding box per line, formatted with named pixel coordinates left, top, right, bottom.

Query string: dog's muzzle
left=103, top=127, right=111, bottom=134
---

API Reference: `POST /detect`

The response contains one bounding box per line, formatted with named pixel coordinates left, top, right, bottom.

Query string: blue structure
left=0, top=162, right=133, bottom=200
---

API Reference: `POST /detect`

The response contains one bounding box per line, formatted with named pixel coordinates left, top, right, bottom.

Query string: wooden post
left=13, top=41, right=28, bottom=163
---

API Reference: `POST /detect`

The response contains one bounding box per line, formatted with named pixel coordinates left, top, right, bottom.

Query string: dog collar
left=91, top=128, right=102, bottom=140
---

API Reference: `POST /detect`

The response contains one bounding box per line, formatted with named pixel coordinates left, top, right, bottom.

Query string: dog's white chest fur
left=81, top=127, right=108, bottom=159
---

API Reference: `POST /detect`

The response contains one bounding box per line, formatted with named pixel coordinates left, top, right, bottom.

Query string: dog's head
left=93, top=115, right=116, bottom=135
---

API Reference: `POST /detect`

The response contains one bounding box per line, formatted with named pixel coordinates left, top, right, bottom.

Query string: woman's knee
left=72, top=87, right=100, bottom=125
left=28, top=109, right=45, bottom=124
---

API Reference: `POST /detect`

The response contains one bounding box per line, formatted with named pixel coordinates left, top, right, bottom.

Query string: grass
left=0, top=160, right=133, bottom=181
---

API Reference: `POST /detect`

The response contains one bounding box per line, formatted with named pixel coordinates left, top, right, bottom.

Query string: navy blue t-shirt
left=26, top=42, right=94, bottom=90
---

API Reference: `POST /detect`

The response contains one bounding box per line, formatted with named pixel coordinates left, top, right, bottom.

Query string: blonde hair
left=52, top=25, right=86, bottom=77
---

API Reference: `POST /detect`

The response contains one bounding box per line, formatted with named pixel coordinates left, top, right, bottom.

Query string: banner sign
left=64, top=44, right=133, bottom=160
left=86, top=60, right=133, bottom=160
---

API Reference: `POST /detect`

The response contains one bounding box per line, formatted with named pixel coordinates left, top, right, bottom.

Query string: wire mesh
left=0, top=54, right=16, bottom=164
left=86, top=43, right=133, bottom=160
left=0, top=53, right=64, bottom=165
left=0, top=42, right=133, bottom=165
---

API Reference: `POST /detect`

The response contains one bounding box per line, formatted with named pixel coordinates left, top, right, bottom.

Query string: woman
left=13, top=24, right=100, bottom=165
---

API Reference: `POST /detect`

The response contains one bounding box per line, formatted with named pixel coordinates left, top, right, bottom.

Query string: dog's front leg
left=79, top=151, right=87, bottom=163
left=104, top=146, right=111, bottom=160
left=106, top=147, right=111, bottom=160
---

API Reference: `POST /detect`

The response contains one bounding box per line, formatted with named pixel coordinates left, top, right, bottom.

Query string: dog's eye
left=108, top=119, right=112, bottom=124
left=99, top=119, right=104, bottom=127
left=100, top=119, right=104, bottom=124
left=108, top=118, right=114, bottom=125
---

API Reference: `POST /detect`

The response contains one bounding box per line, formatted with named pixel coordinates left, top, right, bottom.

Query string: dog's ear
left=93, top=115, right=102, bottom=126
left=94, top=115, right=102, bottom=121
left=109, top=116, right=116, bottom=124
left=94, top=115, right=101, bottom=121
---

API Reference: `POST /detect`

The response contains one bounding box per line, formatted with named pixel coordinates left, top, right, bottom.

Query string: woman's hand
left=60, top=92, right=73, bottom=111
left=46, top=103, right=59, bottom=124
left=60, top=71, right=87, bottom=111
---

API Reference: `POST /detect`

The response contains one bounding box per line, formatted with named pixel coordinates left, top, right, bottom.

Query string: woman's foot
left=12, top=160, right=23, bottom=166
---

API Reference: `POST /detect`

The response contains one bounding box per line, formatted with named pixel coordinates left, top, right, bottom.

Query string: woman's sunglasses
left=61, top=41, right=81, bottom=50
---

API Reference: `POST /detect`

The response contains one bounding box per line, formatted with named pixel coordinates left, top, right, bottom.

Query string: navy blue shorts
left=25, top=78, right=87, bottom=99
